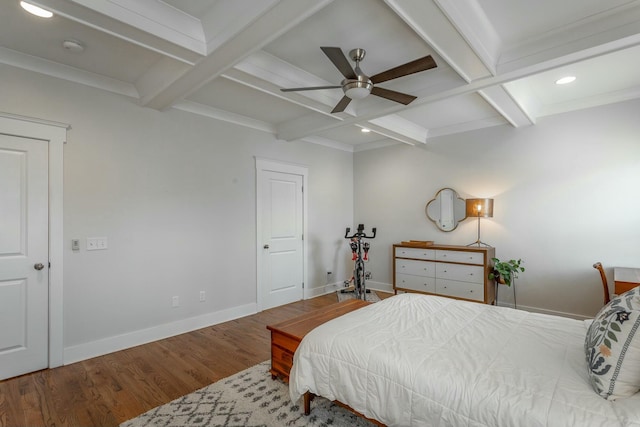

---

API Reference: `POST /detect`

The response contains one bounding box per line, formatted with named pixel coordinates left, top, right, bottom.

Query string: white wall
left=3, top=60, right=639, bottom=362
left=0, top=64, right=354, bottom=362
left=354, top=99, right=640, bottom=318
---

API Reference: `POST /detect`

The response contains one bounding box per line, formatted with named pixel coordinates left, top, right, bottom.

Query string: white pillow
left=585, top=287, right=640, bottom=400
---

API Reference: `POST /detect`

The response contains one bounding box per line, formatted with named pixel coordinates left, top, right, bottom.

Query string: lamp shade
left=466, top=198, right=494, bottom=218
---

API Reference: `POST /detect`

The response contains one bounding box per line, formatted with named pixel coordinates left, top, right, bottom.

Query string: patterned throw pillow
left=585, top=286, right=640, bottom=400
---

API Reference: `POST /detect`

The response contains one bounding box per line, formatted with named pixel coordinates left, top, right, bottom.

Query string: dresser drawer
left=396, top=259, right=435, bottom=277
left=395, top=247, right=436, bottom=260
left=395, top=273, right=436, bottom=293
left=436, top=279, right=484, bottom=302
left=435, top=250, right=484, bottom=265
left=436, top=263, right=484, bottom=284
left=393, top=243, right=495, bottom=305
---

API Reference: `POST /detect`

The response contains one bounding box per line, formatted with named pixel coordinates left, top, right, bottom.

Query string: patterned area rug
left=120, top=361, right=375, bottom=427
left=336, top=289, right=381, bottom=303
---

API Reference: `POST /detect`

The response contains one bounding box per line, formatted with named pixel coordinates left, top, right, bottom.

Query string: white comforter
left=289, top=293, right=640, bottom=426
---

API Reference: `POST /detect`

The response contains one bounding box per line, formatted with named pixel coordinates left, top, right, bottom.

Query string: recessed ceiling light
left=20, top=1, right=53, bottom=18
left=361, top=128, right=371, bottom=133
left=555, top=76, right=576, bottom=85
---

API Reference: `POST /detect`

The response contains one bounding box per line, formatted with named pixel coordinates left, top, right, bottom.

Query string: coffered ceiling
left=4, top=0, right=640, bottom=151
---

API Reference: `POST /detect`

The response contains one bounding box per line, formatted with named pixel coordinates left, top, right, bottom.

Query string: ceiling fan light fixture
left=344, top=80, right=372, bottom=99
left=20, top=1, right=53, bottom=18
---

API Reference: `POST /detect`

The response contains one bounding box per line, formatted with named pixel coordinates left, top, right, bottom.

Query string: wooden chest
left=266, top=299, right=370, bottom=382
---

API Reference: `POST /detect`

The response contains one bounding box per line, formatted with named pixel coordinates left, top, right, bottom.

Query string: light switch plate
left=87, top=237, right=108, bottom=251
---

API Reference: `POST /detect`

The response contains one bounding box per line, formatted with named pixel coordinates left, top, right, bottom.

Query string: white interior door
left=0, top=133, right=49, bottom=380
left=257, top=160, right=306, bottom=310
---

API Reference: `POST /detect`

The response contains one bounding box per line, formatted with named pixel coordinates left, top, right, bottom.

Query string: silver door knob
left=263, top=244, right=269, bottom=249
left=34, top=263, right=45, bottom=270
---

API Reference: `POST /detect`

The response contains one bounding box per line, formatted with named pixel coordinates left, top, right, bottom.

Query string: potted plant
left=489, top=258, right=525, bottom=287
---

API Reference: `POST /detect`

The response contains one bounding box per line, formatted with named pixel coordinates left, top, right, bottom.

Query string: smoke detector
left=62, top=39, right=84, bottom=53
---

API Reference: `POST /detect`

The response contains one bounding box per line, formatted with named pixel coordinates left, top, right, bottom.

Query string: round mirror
left=425, top=188, right=466, bottom=232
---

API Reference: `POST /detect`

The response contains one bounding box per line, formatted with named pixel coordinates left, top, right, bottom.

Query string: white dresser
left=393, top=243, right=496, bottom=304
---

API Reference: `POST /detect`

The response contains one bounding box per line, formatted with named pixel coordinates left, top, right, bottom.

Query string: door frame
left=0, top=113, right=67, bottom=369
left=255, top=158, right=308, bottom=312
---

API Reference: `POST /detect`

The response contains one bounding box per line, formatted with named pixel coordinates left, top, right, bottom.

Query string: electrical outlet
left=172, top=296, right=179, bottom=308
left=199, top=291, right=206, bottom=302
left=71, top=239, right=80, bottom=251
left=365, top=271, right=372, bottom=280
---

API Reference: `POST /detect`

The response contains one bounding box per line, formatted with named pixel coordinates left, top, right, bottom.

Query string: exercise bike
left=341, top=224, right=376, bottom=300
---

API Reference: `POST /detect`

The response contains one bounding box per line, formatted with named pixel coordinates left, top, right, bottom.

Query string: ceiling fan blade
left=331, top=96, right=352, bottom=113
left=321, top=47, right=357, bottom=80
left=371, top=87, right=417, bottom=105
left=280, top=85, right=341, bottom=92
left=370, top=55, right=437, bottom=84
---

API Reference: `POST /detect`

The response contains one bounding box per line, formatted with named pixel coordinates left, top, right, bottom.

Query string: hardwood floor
left=0, top=292, right=392, bottom=427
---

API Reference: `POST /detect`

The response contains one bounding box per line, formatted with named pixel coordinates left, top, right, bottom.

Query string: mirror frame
left=425, top=188, right=467, bottom=232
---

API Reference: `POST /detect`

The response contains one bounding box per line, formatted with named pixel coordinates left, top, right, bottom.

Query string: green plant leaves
left=489, top=257, right=525, bottom=287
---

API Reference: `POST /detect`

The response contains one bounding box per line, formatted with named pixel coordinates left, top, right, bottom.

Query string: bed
left=289, top=293, right=640, bottom=426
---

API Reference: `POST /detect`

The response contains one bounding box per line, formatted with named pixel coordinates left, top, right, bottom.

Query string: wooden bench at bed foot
left=303, top=391, right=387, bottom=427
left=267, top=300, right=370, bottom=382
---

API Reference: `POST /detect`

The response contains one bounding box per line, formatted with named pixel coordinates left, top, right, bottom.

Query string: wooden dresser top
left=393, top=242, right=494, bottom=254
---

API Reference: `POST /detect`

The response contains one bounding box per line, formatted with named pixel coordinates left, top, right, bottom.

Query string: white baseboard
left=499, top=302, right=591, bottom=320
left=305, top=281, right=394, bottom=299
left=63, top=302, right=258, bottom=365
left=305, top=281, right=343, bottom=299
left=63, top=289, right=589, bottom=366
left=366, top=281, right=394, bottom=293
